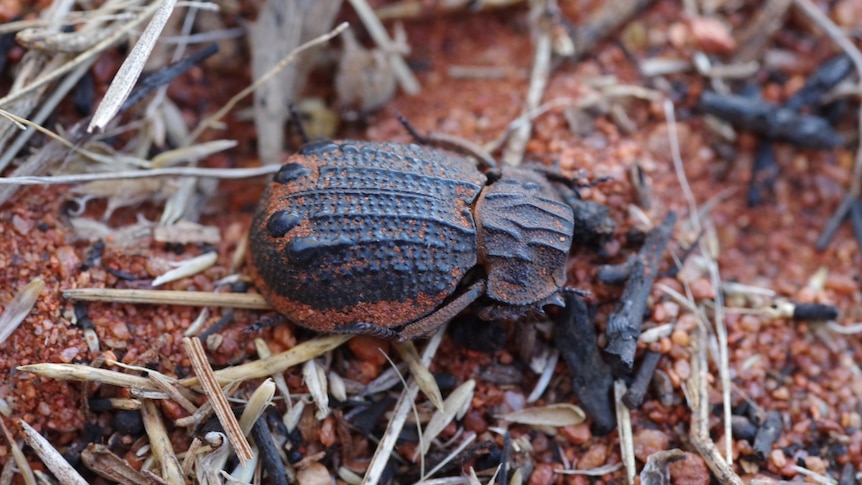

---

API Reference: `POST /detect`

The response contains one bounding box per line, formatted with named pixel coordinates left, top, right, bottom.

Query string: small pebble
left=668, top=451, right=710, bottom=484
left=577, top=443, right=608, bottom=469
left=560, top=423, right=592, bottom=445
left=633, top=429, right=669, bottom=462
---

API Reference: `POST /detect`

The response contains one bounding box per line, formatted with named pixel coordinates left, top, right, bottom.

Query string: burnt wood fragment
left=622, top=350, right=662, bottom=408
left=556, top=292, right=615, bottom=435
left=747, top=142, right=779, bottom=207
left=252, top=417, right=290, bottom=485
left=699, top=91, right=844, bottom=149
left=605, top=211, right=676, bottom=375
left=752, top=410, right=783, bottom=461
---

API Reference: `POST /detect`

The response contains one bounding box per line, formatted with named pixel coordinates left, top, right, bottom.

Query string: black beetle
left=248, top=140, right=613, bottom=340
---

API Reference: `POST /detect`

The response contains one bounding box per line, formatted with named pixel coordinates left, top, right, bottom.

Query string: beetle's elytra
left=248, top=140, right=580, bottom=340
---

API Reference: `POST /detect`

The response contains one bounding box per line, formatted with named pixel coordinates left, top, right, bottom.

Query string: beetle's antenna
left=395, top=112, right=429, bottom=144
left=394, top=112, right=500, bottom=172
left=287, top=102, right=311, bottom=144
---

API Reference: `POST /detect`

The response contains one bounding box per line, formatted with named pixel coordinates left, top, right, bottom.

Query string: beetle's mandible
left=249, top=140, right=595, bottom=340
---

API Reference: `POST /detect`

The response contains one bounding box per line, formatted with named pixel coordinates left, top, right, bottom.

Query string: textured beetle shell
left=475, top=166, right=574, bottom=319
left=249, top=140, right=487, bottom=332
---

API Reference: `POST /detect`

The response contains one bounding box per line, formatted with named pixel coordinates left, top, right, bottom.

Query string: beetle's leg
left=333, top=322, right=402, bottom=340
left=555, top=183, right=616, bottom=248
left=396, top=280, right=487, bottom=341
left=287, top=102, right=311, bottom=144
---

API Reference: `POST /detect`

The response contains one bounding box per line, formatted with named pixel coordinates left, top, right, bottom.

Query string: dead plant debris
left=0, top=1, right=861, bottom=484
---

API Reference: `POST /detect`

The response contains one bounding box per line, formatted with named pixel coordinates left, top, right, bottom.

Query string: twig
left=346, top=0, right=419, bottom=95
left=502, top=1, right=551, bottom=166
left=183, top=337, right=254, bottom=464
left=614, top=380, right=636, bottom=484
left=0, top=419, right=35, bottom=485
left=0, top=165, right=279, bottom=185
left=793, top=0, right=862, bottom=242
left=186, top=22, right=349, bottom=144
left=687, top=325, right=744, bottom=485
left=362, top=323, right=448, bottom=485
left=62, top=288, right=271, bottom=309
left=88, top=0, right=178, bottom=132
left=178, top=334, right=352, bottom=388
left=140, top=399, right=185, bottom=484
left=19, top=420, right=88, bottom=485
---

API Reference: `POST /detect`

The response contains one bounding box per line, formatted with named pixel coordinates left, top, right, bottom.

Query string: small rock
left=669, top=451, right=710, bottom=484
left=633, top=428, right=669, bottom=462
left=577, top=443, right=608, bottom=469
left=560, top=423, right=592, bottom=445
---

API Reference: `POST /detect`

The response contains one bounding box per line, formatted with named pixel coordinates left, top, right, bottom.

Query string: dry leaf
left=419, top=379, right=475, bottom=455
left=498, top=403, right=585, bottom=427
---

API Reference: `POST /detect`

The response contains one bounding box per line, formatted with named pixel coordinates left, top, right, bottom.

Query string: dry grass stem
left=81, top=443, right=164, bottom=485
left=140, top=399, right=185, bottom=485
left=665, top=98, right=734, bottom=463
left=19, top=420, right=88, bottom=485
left=614, top=380, right=636, bottom=484
left=502, top=2, right=551, bottom=166
left=0, top=164, right=280, bottom=185
left=0, top=2, right=165, bottom=113
left=554, top=462, right=624, bottom=476
left=0, top=419, right=35, bottom=485
left=395, top=341, right=444, bottom=411
left=182, top=337, right=254, bottom=464
left=149, top=373, right=199, bottom=414
left=0, top=277, right=44, bottom=345
left=346, top=0, right=420, bottom=95
left=88, top=0, right=178, bottom=132
left=62, top=288, right=271, bottom=310
left=687, top=325, right=744, bottom=485
left=181, top=335, right=352, bottom=389
left=186, top=22, right=349, bottom=144
left=362, top=323, right=447, bottom=485
left=18, top=363, right=159, bottom=391
left=421, top=433, right=477, bottom=482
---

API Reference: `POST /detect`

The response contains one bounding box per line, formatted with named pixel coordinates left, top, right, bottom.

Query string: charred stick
left=596, top=255, right=637, bottom=286
left=622, top=350, right=662, bottom=409
left=791, top=302, right=839, bottom=321
left=786, top=54, right=853, bottom=111
left=747, top=142, right=780, bottom=207
left=752, top=411, right=783, bottom=461
left=251, top=417, right=289, bottom=485
left=556, top=292, right=615, bottom=435
left=121, top=43, right=219, bottom=113
left=605, top=211, right=676, bottom=375
left=817, top=194, right=855, bottom=251
left=730, top=415, right=758, bottom=441
left=571, top=0, right=655, bottom=60
left=699, top=91, right=844, bottom=149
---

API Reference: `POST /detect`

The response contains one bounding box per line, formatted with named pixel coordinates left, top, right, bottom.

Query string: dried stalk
left=183, top=337, right=254, bottom=464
